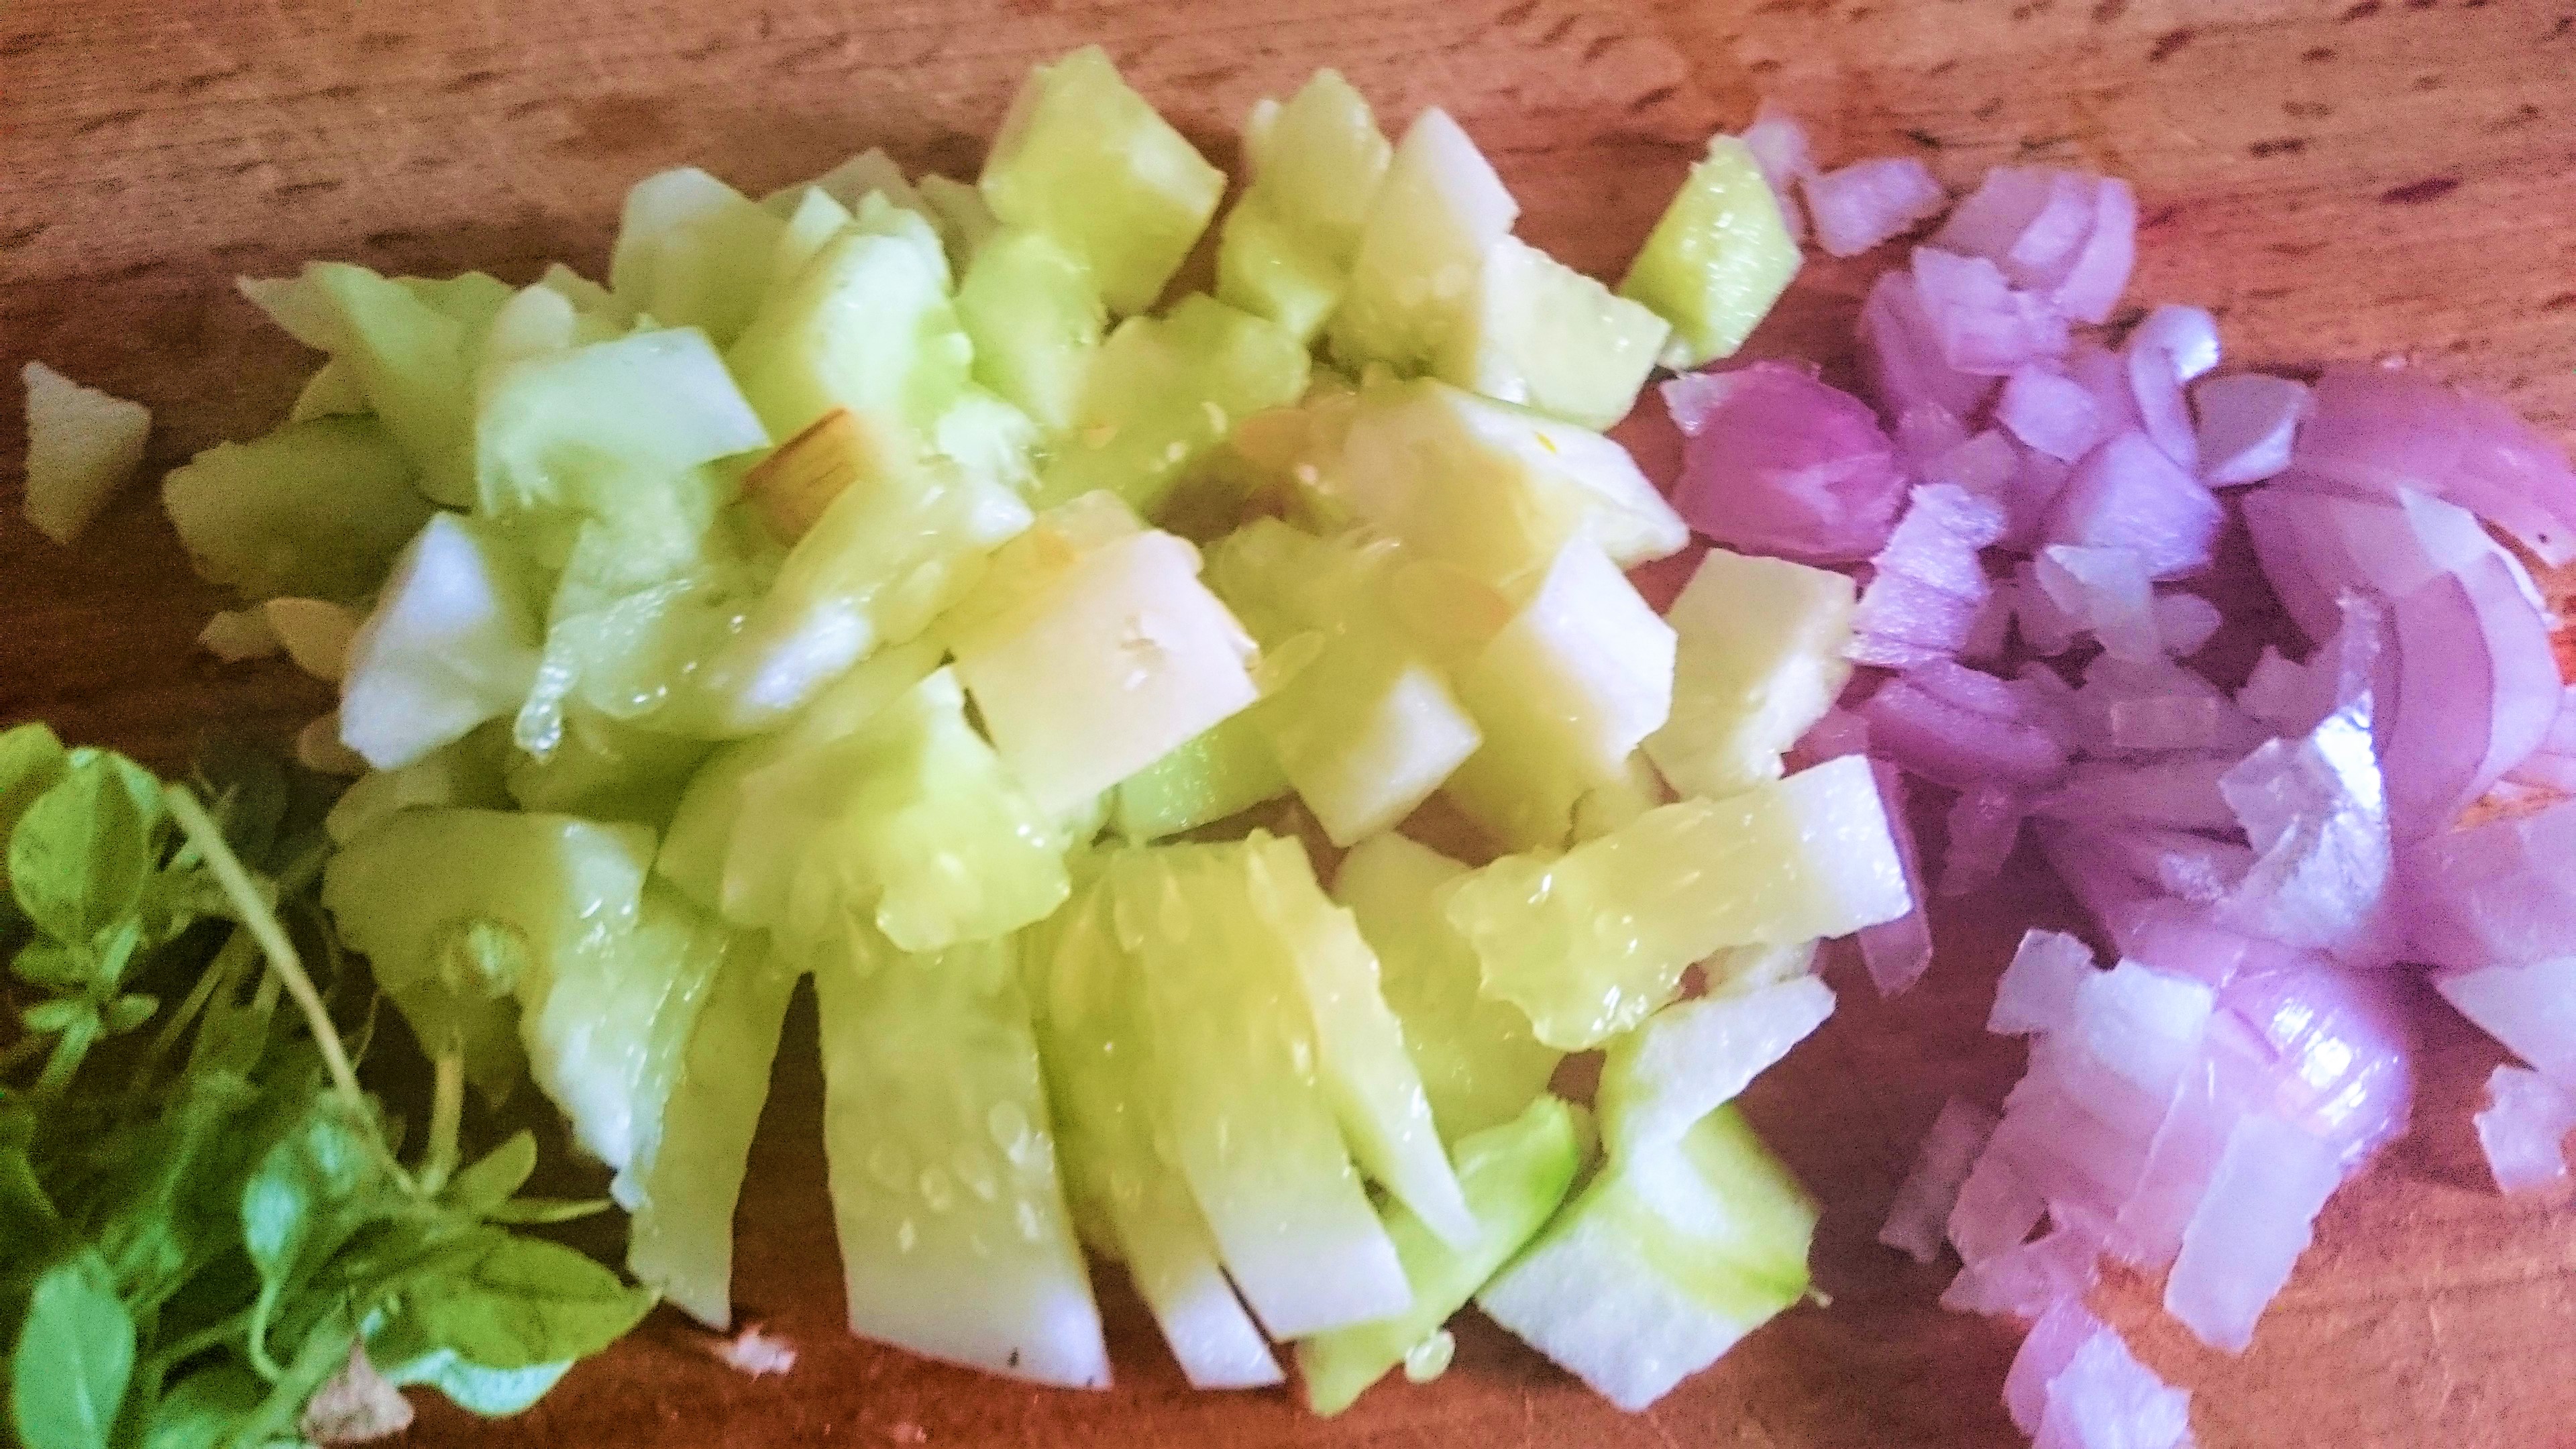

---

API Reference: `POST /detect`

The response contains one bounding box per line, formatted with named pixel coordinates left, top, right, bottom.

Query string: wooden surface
left=6, top=1, right=2575, bottom=1444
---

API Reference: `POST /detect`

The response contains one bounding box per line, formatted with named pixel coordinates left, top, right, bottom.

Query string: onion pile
left=1666, top=108, right=2576, bottom=1447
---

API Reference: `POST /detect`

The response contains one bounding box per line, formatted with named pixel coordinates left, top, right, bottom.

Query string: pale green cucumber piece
left=1336, top=377, right=1685, bottom=588
left=767, top=186, right=857, bottom=291
left=956, top=227, right=1106, bottom=436
left=1108, top=843, right=1412, bottom=1338
left=979, top=45, right=1224, bottom=316
left=1328, top=108, right=1517, bottom=375
left=725, top=221, right=971, bottom=441
left=1242, top=832, right=1477, bottom=1247
left=1028, top=881, right=1285, bottom=1388
left=1477, top=1106, right=1816, bottom=1411
left=503, top=706, right=712, bottom=828
left=321, top=807, right=653, bottom=1100
left=1334, top=833, right=1562, bottom=1142
left=725, top=668, right=1068, bottom=954
left=782, top=148, right=926, bottom=216
left=1619, top=135, right=1801, bottom=369
left=1240, top=69, right=1390, bottom=268
left=629, top=934, right=800, bottom=1328
left=699, top=414, right=1028, bottom=735
left=607, top=168, right=786, bottom=345
left=476, top=325, right=769, bottom=521
left=306, top=262, right=478, bottom=504
left=1214, top=199, right=1344, bottom=345
left=1596, top=976, right=1835, bottom=1159
left=1433, top=236, right=1670, bottom=431
left=161, top=414, right=432, bottom=602
left=952, top=525, right=1259, bottom=819
left=1032, top=294, right=1311, bottom=517
left=1444, top=755, right=1911, bottom=1049
left=337, top=514, right=544, bottom=771
left=1571, top=752, right=1672, bottom=844
left=288, top=358, right=366, bottom=422
left=322, top=723, right=513, bottom=847
left=916, top=173, right=1000, bottom=269
left=1110, top=708, right=1289, bottom=843
left=653, top=639, right=944, bottom=910
left=813, top=928, right=1109, bottom=1388
left=1644, top=547, right=1857, bottom=802
left=1207, top=519, right=1481, bottom=845
left=1442, top=537, right=1675, bottom=852
left=399, top=271, right=516, bottom=334
left=1295, top=1094, right=1585, bottom=1414
left=519, top=880, right=731, bottom=1186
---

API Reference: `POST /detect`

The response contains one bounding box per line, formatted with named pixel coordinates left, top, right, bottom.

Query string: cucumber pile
left=162, top=48, right=1911, bottom=1414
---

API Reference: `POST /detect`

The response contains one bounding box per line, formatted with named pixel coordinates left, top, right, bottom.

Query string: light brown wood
left=5, top=1, right=2574, bottom=1444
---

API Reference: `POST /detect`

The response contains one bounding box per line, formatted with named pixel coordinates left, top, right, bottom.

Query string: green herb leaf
left=139, top=1365, right=263, bottom=1449
left=12, top=938, right=92, bottom=991
left=480, top=1197, right=614, bottom=1226
left=386, top=1230, right=654, bottom=1371
left=0, top=722, right=70, bottom=847
left=11, top=757, right=162, bottom=949
left=9, top=1252, right=136, bottom=1449
left=375, top=1348, right=570, bottom=1418
left=21, top=998, right=93, bottom=1035
left=441, top=1132, right=537, bottom=1217
left=242, top=1096, right=387, bottom=1285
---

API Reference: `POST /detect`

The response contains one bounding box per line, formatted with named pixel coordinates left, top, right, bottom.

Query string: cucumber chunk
left=162, top=415, right=433, bottom=603
left=956, top=227, right=1106, bottom=436
left=1329, top=109, right=1517, bottom=375
left=338, top=514, right=545, bottom=771
left=606, top=168, right=787, bottom=346
left=1432, top=236, right=1670, bottom=431
left=1618, top=135, right=1801, bottom=369
left=306, top=262, right=479, bottom=504
left=1110, top=709, right=1290, bottom=843
left=1644, top=549, right=1857, bottom=801
left=1596, top=976, right=1835, bottom=1159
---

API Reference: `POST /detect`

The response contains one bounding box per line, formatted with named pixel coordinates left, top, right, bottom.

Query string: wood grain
left=5, top=1, right=2574, bottom=1445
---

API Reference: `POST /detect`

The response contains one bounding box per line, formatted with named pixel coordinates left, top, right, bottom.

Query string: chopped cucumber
left=1336, top=378, right=1685, bottom=588
left=1214, top=201, right=1345, bottom=346
left=1444, top=537, right=1677, bottom=851
left=813, top=928, right=1110, bottom=1387
left=951, top=524, right=1260, bottom=818
left=502, top=706, right=712, bottom=828
left=475, top=325, right=768, bottom=523
left=1208, top=520, right=1481, bottom=845
left=725, top=667, right=1069, bottom=954
left=629, top=936, right=800, bottom=1328
left=287, top=358, right=366, bottom=423
left=161, top=415, right=433, bottom=603
left=1446, top=755, right=1912, bottom=1049
left=1432, top=236, right=1670, bottom=431
left=725, top=219, right=971, bottom=441
left=1330, top=109, right=1517, bottom=375
left=1032, top=294, right=1311, bottom=517
left=1028, top=880, right=1285, bottom=1388
left=321, top=807, right=654, bottom=1100
left=956, top=227, right=1105, bottom=436
left=1214, top=71, right=1392, bottom=345
left=979, top=46, right=1224, bottom=316
left=606, top=168, right=786, bottom=346
left=306, top=262, right=479, bottom=504
left=519, top=881, right=731, bottom=1185
left=1477, top=1106, right=1816, bottom=1411
left=767, top=186, right=857, bottom=294
left=1596, top=976, right=1835, bottom=1159
left=1334, top=833, right=1562, bottom=1142
left=1618, top=135, right=1801, bottom=370
left=1644, top=548, right=1858, bottom=801
left=1110, top=709, right=1290, bottom=843
left=1295, top=1094, right=1586, bottom=1415
left=323, top=724, right=513, bottom=847
left=916, top=173, right=1000, bottom=268
left=1105, top=843, right=1412, bottom=1338
left=784, top=148, right=926, bottom=216
left=20, top=360, right=150, bottom=545
left=699, top=411, right=1028, bottom=735
left=338, top=514, right=544, bottom=771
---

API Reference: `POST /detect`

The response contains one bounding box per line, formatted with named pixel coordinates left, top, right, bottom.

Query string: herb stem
left=166, top=786, right=365, bottom=1111
left=418, top=1048, right=465, bottom=1197
left=129, top=928, right=256, bottom=1102
left=31, top=1010, right=100, bottom=1100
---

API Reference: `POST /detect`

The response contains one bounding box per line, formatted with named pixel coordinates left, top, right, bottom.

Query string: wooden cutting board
left=4, top=1, right=2573, bottom=1444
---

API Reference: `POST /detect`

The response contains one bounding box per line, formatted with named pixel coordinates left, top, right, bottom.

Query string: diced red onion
left=2121, top=902, right=2312, bottom=991
left=2436, top=957, right=2576, bottom=1087
left=2003, top=446, right=2078, bottom=553
left=2032, top=1321, right=2194, bottom=1449
left=2126, top=305, right=2222, bottom=386
left=2235, top=594, right=2385, bottom=738
left=2034, top=756, right=2241, bottom=833
left=1934, top=168, right=2138, bottom=325
left=1881, top=1097, right=2002, bottom=1264
left=1961, top=585, right=2017, bottom=664
left=2065, top=343, right=2145, bottom=439
left=1941, top=1222, right=2102, bottom=1318
left=2242, top=483, right=2543, bottom=648
left=1948, top=1147, right=2051, bottom=1268
left=1861, top=268, right=2000, bottom=420
left=2473, top=1065, right=2576, bottom=1195
left=1990, top=928, right=2096, bottom=1036
left=1862, top=760, right=1936, bottom=996
left=2047, top=178, right=2138, bottom=327
left=1664, top=362, right=1913, bottom=565
left=2154, top=593, right=2223, bottom=657
left=2502, top=686, right=2576, bottom=790
left=2003, top=1299, right=2101, bottom=1436
left=2044, top=432, right=2224, bottom=580
left=2404, top=797, right=2576, bottom=971
left=1788, top=706, right=1873, bottom=767
left=2000, top=366, right=2108, bottom=464
left=2215, top=698, right=2397, bottom=965
left=2038, top=545, right=2160, bottom=661
left=1804, top=157, right=1948, bottom=258
left=1897, top=404, right=1972, bottom=471
left=2194, top=373, right=2311, bottom=487
left=2381, top=553, right=2561, bottom=839
left=1847, top=485, right=2010, bottom=667
left=2013, top=563, right=2082, bottom=655
left=2292, top=363, right=2576, bottom=567
left=2216, top=962, right=2414, bottom=1168
left=2163, top=1112, right=2341, bottom=1353
left=1941, top=782, right=2027, bottom=896
left=1927, top=428, right=2021, bottom=499
left=1911, top=248, right=2074, bottom=376
left=1865, top=662, right=2072, bottom=790
left=2127, top=343, right=2201, bottom=474
left=1740, top=101, right=1817, bottom=239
